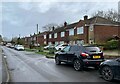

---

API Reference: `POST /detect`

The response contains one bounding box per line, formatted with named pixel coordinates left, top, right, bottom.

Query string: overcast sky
left=1, top=0, right=119, bottom=40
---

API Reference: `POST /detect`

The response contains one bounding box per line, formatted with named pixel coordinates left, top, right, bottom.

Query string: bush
left=36, top=46, right=44, bottom=52
left=48, top=47, right=56, bottom=54
left=104, top=40, right=119, bottom=50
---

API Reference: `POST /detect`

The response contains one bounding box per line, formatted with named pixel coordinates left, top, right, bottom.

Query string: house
left=23, top=15, right=120, bottom=46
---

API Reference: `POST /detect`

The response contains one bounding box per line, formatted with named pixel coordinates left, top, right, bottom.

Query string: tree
left=42, top=23, right=60, bottom=31
left=11, top=37, right=18, bottom=44
left=92, top=9, right=119, bottom=22
left=0, top=35, right=3, bottom=42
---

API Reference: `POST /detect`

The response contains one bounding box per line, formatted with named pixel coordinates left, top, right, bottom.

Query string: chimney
left=64, top=21, right=67, bottom=27
left=52, top=26, right=55, bottom=31
left=84, top=15, right=88, bottom=20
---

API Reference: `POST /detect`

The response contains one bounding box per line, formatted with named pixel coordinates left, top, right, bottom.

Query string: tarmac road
left=1, top=46, right=118, bottom=83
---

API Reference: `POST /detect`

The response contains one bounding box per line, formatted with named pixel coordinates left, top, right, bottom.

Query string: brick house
left=23, top=15, right=120, bottom=46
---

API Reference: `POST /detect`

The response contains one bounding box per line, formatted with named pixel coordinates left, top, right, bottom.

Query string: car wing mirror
left=116, top=58, right=120, bottom=62
left=61, top=50, right=64, bottom=52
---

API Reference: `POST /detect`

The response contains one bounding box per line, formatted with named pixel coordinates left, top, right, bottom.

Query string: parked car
left=6, top=43, right=12, bottom=47
left=44, top=45, right=54, bottom=50
left=34, top=43, right=40, bottom=47
left=55, top=45, right=104, bottom=71
left=10, top=45, right=15, bottom=48
left=55, top=44, right=68, bottom=50
left=99, top=58, right=120, bottom=81
left=14, top=45, right=24, bottom=51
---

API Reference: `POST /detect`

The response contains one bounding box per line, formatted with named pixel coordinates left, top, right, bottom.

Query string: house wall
left=94, top=25, right=119, bottom=44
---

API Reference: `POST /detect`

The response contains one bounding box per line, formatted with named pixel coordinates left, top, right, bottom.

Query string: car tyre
left=55, top=56, right=61, bottom=65
left=101, top=66, right=114, bottom=81
left=73, top=59, right=83, bottom=71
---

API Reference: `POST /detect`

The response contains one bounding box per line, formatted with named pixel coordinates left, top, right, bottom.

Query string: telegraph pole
left=37, top=24, right=39, bottom=46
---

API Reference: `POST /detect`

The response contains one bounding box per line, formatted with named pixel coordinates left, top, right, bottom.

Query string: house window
left=69, top=29, right=74, bottom=36
left=55, top=42, right=58, bottom=45
left=31, top=38, right=32, bottom=41
left=77, top=27, right=84, bottom=34
left=76, top=40, right=84, bottom=45
left=60, top=41, right=64, bottom=44
left=48, top=42, right=52, bottom=45
left=44, top=35, right=46, bottom=39
left=44, top=41, right=46, bottom=44
left=33, top=37, right=36, bottom=41
left=49, top=34, right=52, bottom=39
left=61, top=32, right=65, bottom=37
left=54, top=33, right=57, bottom=38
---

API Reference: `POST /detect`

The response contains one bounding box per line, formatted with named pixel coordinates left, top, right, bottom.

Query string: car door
left=67, top=46, right=80, bottom=63
left=60, top=46, right=70, bottom=62
left=116, top=58, right=120, bottom=78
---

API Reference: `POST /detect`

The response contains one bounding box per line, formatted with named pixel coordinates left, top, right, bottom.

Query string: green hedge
left=104, top=40, right=119, bottom=50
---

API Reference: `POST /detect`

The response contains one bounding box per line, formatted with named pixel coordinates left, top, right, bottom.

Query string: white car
left=44, top=45, right=54, bottom=50
left=55, top=44, right=68, bottom=50
left=15, top=45, right=24, bottom=51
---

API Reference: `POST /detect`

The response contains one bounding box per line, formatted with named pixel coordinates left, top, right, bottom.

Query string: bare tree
left=0, top=35, right=3, bottom=42
left=42, top=23, right=59, bottom=31
left=92, top=9, right=119, bottom=22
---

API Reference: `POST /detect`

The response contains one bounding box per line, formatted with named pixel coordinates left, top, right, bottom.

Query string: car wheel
left=73, top=59, right=83, bottom=71
left=55, top=56, right=61, bottom=65
left=101, top=66, right=114, bottom=81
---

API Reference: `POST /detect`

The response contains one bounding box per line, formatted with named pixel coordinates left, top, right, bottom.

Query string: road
left=1, top=46, right=118, bottom=83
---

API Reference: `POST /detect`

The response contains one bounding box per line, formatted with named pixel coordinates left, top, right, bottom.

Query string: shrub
left=37, top=46, right=44, bottom=52
left=48, top=47, right=56, bottom=54
left=104, top=40, right=119, bottom=50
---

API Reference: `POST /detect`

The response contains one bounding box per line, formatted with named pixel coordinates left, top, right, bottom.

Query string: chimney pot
left=84, top=15, right=88, bottom=20
left=52, top=26, right=55, bottom=30
left=64, top=22, right=67, bottom=27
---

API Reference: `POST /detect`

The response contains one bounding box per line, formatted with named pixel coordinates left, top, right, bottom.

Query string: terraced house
left=22, top=15, right=120, bottom=46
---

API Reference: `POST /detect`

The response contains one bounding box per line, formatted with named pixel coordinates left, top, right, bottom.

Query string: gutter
left=2, top=52, right=10, bottom=83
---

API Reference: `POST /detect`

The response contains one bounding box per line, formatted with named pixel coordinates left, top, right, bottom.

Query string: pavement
left=103, top=50, right=120, bottom=59
left=0, top=46, right=10, bottom=83
left=0, top=47, right=2, bottom=83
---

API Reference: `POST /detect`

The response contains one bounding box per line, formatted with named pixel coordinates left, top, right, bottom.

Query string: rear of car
left=15, top=45, right=24, bottom=51
left=81, top=46, right=104, bottom=68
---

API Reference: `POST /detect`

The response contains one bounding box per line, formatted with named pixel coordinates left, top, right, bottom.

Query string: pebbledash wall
left=22, top=15, right=120, bottom=46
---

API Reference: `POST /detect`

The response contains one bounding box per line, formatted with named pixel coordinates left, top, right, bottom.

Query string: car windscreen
left=17, top=45, right=23, bottom=47
left=62, top=45, right=68, bottom=46
left=84, top=47, right=101, bottom=52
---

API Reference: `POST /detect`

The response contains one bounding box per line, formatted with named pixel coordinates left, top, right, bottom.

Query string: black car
left=99, top=58, right=120, bottom=81
left=55, top=45, right=104, bottom=71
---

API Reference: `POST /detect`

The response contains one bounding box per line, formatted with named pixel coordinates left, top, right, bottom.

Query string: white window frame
left=61, top=32, right=65, bottom=37
left=49, top=34, right=52, bottom=39
left=54, top=33, right=57, bottom=38
left=77, top=27, right=84, bottom=34
left=33, top=37, right=36, bottom=41
left=44, top=35, right=46, bottom=39
left=44, top=41, right=46, bottom=44
left=60, top=41, right=64, bottom=44
left=48, top=42, right=52, bottom=45
left=69, top=29, right=74, bottom=36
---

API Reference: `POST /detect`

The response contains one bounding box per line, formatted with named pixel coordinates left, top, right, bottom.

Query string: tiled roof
left=86, top=16, right=120, bottom=25
left=51, top=22, right=79, bottom=33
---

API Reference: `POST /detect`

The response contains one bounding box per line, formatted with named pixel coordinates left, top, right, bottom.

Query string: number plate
left=93, top=56, right=101, bottom=59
